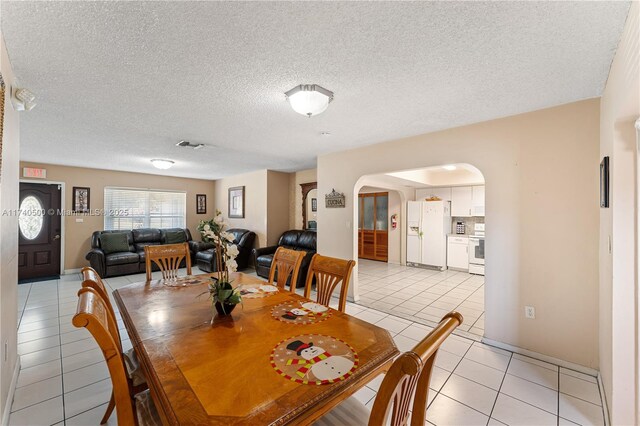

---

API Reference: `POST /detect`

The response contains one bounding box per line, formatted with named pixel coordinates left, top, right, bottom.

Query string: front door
left=18, top=183, right=62, bottom=281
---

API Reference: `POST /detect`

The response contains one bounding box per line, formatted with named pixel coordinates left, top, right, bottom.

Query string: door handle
left=53, top=235, right=61, bottom=240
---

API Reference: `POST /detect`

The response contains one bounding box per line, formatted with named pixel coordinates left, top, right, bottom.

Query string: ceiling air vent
left=175, top=140, right=205, bottom=150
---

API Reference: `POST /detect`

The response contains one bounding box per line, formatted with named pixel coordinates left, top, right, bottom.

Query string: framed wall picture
left=196, top=194, right=207, bottom=214
left=311, top=197, right=317, bottom=212
left=600, top=156, right=610, bottom=208
left=229, top=186, right=245, bottom=218
left=72, top=187, right=90, bottom=212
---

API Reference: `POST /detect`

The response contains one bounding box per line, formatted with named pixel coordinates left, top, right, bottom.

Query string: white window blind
left=104, top=188, right=186, bottom=230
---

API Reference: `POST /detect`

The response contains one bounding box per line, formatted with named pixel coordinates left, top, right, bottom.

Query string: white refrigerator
left=406, top=200, right=451, bottom=270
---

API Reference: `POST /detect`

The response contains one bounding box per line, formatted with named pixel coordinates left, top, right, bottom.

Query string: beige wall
left=213, top=169, right=268, bottom=248
left=213, top=169, right=291, bottom=251
left=288, top=168, right=317, bottom=229
left=19, top=162, right=215, bottom=271
left=599, top=2, right=639, bottom=424
left=266, top=171, right=291, bottom=245
left=0, top=33, right=21, bottom=422
left=317, top=99, right=600, bottom=368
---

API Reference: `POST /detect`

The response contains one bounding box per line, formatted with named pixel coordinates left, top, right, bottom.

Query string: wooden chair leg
left=100, top=391, right=116, bottom=424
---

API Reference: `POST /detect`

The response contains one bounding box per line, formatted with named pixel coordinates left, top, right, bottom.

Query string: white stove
left=469, top=223, right=485, bottom=275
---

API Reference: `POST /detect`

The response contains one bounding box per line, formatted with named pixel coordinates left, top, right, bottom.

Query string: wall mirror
left=300, top=182, right=317, bottom=231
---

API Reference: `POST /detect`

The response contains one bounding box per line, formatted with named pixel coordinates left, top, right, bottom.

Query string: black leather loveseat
left=195, top=228, right=256, bottom=273
left=86, top=228, right=207, bottom=278
left=252, top=230, right=317, bottom=288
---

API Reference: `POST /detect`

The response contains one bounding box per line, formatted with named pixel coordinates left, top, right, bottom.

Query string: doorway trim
left=19, top=179, right=66, bottom=276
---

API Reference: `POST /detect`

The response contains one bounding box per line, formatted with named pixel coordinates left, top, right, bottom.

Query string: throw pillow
left=100, top=233, right=130, bottom=254
left=165, top=230, right=187, bottom=244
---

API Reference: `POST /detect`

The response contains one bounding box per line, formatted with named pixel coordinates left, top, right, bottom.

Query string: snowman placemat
left=270, top=334, right=359, bottom=385
left=238, top=284, right=279, bottom=298
left=271, top=301, right=332, bottom=325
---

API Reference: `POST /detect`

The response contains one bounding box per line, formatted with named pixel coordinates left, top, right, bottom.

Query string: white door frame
left=19, top=179, right=66, bottom=276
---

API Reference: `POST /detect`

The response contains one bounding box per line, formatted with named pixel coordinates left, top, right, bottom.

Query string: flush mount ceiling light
left=442, top=165, right=457, bottom=171
left=11, top=86, right=37, bottom=111
left=151, top=159, right=175, bottom=169
left=285, top=84, right=334, bottom=117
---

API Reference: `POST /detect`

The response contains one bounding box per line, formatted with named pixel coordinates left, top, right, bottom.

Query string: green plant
left=206, top=279, right=242, bottom=314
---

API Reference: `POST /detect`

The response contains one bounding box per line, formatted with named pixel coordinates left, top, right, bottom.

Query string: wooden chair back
left=268, top=247, right=305, bottom=292
left=144, top=242, right=192, bottom=281
left=368, top=312, right=464, bottom=426
left=81, top=266, right=122, bottom=350
left=73, top=287, right=137, bottom=425
left=303, top=254, right=355, bottom=312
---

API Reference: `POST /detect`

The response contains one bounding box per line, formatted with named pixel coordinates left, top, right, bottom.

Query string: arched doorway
left=352, top=164, right=486, bottom=337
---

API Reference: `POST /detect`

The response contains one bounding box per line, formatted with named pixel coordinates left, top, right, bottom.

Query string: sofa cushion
left=106, top=252, right=139, bottom=266
left=101, top=233, right=131, bottom=254
left=165, top=230, right=187, bottom=244
left=278, top=231, right=300, bottom=248
left=132, top=229, right=162, bottom=244
left=256, top=254, right=274, bottom=269
left=297, top=231, right=317, bottom=251
left=134, top=242, right=161, bottom=253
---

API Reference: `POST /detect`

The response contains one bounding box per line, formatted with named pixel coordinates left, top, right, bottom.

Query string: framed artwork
left=196, top=194, right=207, bottom=214
left=73, top=187, right=90, bottom=212
left=311, top=198, right=317, bottom=212
left=228, top=186, right=245, bottom=218
left=600, top=156, right=610, bottom=208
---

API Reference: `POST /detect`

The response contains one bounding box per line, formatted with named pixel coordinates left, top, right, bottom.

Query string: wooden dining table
left=113, top=272, right=399, bottom=425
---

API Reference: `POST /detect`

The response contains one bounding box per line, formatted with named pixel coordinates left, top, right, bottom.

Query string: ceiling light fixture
left=151, top=159, right=175, bottom=170
left=442, top=165, right=457, bottom=171
left=285, top=84, right=334, bottom=117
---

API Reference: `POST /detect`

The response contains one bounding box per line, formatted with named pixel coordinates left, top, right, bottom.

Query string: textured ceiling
left=0, top=1, right=631, bottom=179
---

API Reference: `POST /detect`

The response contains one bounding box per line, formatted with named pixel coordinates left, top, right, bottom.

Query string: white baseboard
left=597, top=372, right=610, bottom=426
left=63, top=268, right=81, bottom=275
left=482, top=337, right=599, bottom=377
left=2, top=355, right=20, bottom=426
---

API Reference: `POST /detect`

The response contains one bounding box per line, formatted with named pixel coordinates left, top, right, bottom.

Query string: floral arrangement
left=197, top=210, right=242, bottom=315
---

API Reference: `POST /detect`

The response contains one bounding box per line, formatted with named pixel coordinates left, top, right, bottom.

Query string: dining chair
left=72, top=287, right=162, bottom=426
left=315, top=311, right=463, bottom=426
left=81, top=266, right=147, bottom=424
left=268, top=247, right=305, bottom=292
left=144, top=242, right=192, bottom=281
left=303, top=254, right=356, bottom=312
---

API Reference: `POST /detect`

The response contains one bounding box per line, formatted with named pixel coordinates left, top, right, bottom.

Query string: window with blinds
left=104, top=188, right=186, bottom=230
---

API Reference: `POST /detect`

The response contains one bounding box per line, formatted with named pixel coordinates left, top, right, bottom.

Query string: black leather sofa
left=252, top=230, right=317, bottom=288
left=86, top=228, right=209, bottom=278
left=195, top=228, right=256, bottom=272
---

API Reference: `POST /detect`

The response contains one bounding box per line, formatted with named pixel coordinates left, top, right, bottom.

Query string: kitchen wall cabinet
left=471, top=186, right=485, bottom=216
left=447, top=235, right=469, bottom=270
left=451, top=186, right=473, bottom=217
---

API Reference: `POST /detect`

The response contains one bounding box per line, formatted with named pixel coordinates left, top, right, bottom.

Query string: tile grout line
left=57, top=278, right=68, bottom=426
left=557, top=368, right=560, bottom=426
left=486, top=351, right=513, bottom=424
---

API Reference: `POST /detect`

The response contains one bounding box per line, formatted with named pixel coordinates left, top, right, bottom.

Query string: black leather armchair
left=252, top=230, right=317, bottom=288
left=86, top=228, right=199, bottom=278
left=195, top=229, right=256, bottom=272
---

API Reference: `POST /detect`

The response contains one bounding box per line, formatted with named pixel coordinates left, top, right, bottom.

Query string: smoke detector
left=175, top=140, right=205, bottom=150
left=11, top=86, right=36, bottom=111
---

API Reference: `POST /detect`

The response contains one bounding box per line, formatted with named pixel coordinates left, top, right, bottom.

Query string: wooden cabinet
left=451, top=187, right=473, bottom=217
left=471, top=186, right=485, bottom=217
left=447, top=236, right=469, bottom=270
left=358, top=192, right=388, bottom=262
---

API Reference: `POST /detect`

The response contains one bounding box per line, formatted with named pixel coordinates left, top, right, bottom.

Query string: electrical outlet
left=525, top=306, right=535, bottom=319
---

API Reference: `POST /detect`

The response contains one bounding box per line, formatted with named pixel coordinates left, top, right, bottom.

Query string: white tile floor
left=357, top=259, right=486, bottom=336
left=12, top=268, right=605, bottom=425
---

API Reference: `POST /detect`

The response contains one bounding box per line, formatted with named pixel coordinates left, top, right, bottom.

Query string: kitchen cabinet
left=471, top=186, right=485, bottom=217
left=447, top=235, right=469, bottom=270
left=451, top=186, right=473, bottom=217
